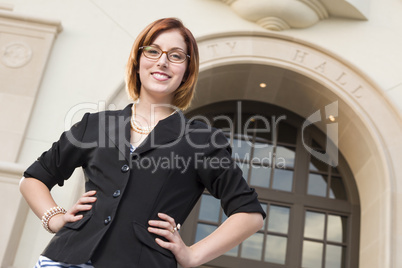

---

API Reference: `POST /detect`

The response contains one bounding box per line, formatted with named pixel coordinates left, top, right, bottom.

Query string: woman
left=20, top=18, right=265, bottom=268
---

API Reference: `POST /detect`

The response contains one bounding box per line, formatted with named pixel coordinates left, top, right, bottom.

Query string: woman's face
left=138, top=29, right=188, bottom=103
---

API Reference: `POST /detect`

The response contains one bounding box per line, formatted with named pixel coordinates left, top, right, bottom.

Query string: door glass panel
left=240, top=232, right=264, bottom=260
left=198, top=194, right=220, bottom=223
left=250, top=165, right=271, bottom=188
left=330, top=177, right=347, bottom=200
left=265, top=235, right=287, bottom=264
left=232, top=138, right=251, bottom=159
left=327, top=215, right=345, bottom=243
left=272, top=168, right=293, bottom=192
left=224, top=245, right=238, bottom=257
left=253, top=142, right=274, bottom=165
left=276, top=145, right=296, bottom=169
left=304, top=211, right=325, bottom=240
left=268, top=205, right=290, bottom=234
left=325, top=245, right=343, bottom=268
left=308, top=174, right=328, bottom=197
left=302, top=241, right=323, bottom=268
left=195, top=223, right=216, bottom=243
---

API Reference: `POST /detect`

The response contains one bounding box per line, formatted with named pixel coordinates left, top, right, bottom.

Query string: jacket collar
left=101, top=104, right=193, bottom=162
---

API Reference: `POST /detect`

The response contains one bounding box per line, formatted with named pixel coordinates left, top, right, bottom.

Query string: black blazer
left=24, top=104, right=265, bottom=267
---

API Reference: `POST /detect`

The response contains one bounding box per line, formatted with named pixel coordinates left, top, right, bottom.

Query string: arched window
left=181, top=100, right=360, bottom=268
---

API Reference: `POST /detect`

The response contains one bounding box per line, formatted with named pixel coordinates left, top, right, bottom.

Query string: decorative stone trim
left=1, top=41, right=33, bottom=68
left=220, top=0, right=367, bottom=31
left=0, top=3, right=13, bottom=11
left=0, top=10, right=62, bottom=163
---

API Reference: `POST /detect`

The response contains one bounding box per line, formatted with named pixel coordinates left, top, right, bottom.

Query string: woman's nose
left=157, top=52, right=169, bottom=66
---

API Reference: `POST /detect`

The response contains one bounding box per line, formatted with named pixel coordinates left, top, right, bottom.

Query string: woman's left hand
left=148, top=212, right=195, bottom=268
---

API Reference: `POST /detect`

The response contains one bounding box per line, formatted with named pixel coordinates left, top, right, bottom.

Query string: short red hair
left=125, top=18, right=199, bottom=110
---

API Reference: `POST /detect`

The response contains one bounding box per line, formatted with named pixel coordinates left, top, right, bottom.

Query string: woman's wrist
left=41, top=206, right=66, bottom=233
left=47, top=213, right=66, bottom=233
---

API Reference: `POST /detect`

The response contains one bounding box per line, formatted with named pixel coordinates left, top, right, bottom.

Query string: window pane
left=268, top=205, right=290, bottom=234
left=232, top=138, right=252, bottom=160
left=198, top=194, right=220, bottom=223
left=325, top=245, right=344, bottom=268
left=330, top=177, right=347, bottom=200
left=272, top=168, right=293, bottom=192
left=304, top=211, right=325, bottom=240
left=224, top=245, right=238, bottom=257
left=327, top=215, right=346, bottom=243
left=253, top=142, right=274, bottom=165
left=265, top=235, right=287, bottom=264
left=302, top=241, right=323, bottom=268
left=276, top=145, right=296, bottom=169
left=195, top=223, right=216, bottom=243
left=308, top=173, right=328, bottom=197
left=250, top=165, right=271, bottom=188
left=240, top=232, right=264, bottom=261
left=222, top=211, right=228, bottom=222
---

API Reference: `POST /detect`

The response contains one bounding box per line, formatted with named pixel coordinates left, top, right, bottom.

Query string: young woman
left=20, top=18, right=265, bottom=268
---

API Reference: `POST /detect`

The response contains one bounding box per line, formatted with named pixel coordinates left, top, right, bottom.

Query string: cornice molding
left=0, top=3, right=13, bottom=11
left=220, top=0, right=368, bottom=31
left=0, top=10, right=62, bottom=33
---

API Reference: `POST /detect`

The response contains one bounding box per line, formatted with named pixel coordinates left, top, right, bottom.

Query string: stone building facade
left=1, top=0, right=401, bottom=267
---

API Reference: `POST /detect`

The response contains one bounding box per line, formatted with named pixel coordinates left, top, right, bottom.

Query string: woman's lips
left=152, top=72, right=170, bottom=81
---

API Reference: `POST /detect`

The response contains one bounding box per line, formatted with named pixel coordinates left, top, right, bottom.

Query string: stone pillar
left=0, top=7, right=62, bottom=162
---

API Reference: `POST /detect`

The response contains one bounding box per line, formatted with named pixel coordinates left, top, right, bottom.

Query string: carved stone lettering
left=336, top=72, right=348, bottom=86
left=315, top=61, right=327, bottom=73
left=225, top=41, right=237, bottom=53
left=351, top=85, right=363, bottom=98
left=293, top=49, right=308, bottom=64
left=207, top=43, right=219, bottom=57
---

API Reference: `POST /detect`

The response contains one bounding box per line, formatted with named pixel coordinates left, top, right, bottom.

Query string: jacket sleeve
left=23, top=112, right=91, bottom=190
left=196, top=129, right=266, bottom=219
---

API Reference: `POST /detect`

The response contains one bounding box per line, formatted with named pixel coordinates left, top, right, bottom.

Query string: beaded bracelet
left=41, top=206, right=67, bottom=234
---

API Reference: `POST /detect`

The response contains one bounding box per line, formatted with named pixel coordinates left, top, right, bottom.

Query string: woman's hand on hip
left=48, top=190, right=97, bottom=233
left=148, top=212, right=197, bottom=268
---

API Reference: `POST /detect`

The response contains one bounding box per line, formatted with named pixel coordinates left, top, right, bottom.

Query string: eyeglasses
left=139, top=46, right=190, bottom=63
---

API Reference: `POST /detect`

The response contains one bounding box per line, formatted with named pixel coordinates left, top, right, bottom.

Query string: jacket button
left=113, top=190, right=121, bottom=198
left=104, top=216, right=112, bottom=225
left=121, top=164, right=130, bottom=173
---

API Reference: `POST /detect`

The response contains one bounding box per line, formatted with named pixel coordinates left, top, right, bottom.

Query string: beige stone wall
left=1, top=0, right=401, bottom=267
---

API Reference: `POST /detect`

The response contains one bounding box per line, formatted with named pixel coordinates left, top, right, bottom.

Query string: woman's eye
left=170, top=52, right=184, bottom=60
left=148, top=49, right=160, bottom=55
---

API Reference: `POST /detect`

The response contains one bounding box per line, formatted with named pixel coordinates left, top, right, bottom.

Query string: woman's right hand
left=48, top=190, right=97, bottom=233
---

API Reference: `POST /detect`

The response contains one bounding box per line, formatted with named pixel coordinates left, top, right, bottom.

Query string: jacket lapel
left=134, top=110, right=189, bottom=155
left=99, top=104, right=132, bottom=162
left=101, top=104, right=193, bottom=161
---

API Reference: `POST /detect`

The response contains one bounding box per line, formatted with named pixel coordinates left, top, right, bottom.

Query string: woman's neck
left=134, top=98, right=176, bottom=125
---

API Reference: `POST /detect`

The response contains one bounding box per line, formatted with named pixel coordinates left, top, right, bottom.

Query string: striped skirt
left=34, top=255, right=94, bottom=268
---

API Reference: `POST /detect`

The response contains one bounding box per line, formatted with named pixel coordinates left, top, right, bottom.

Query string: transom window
left=182, top=100, right=360, bottom=268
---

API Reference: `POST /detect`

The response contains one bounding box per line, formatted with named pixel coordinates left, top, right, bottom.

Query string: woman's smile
left=151, top=71, right=171, bottom=81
